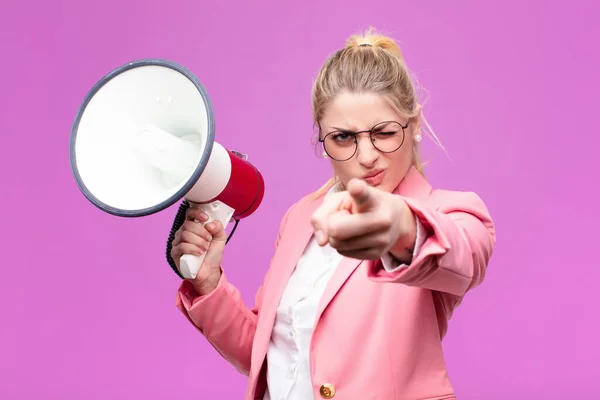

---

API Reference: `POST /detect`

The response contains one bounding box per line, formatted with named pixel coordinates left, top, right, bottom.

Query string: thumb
left=347, top=178, right=377, bottom=213
left=203, top=221, right=227, bottom=265
left=205, top=220, right=228, bottom=244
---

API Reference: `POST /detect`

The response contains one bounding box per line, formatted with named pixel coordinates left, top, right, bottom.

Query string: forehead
left=320, top=92, right=401, bottom=131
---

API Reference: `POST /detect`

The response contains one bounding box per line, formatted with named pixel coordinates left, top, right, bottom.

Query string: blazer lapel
left=314, top=256, right=363, bottom=325
left=257, top=195, right=324, bottom=340
left=269, top=197, right=323, bottom=305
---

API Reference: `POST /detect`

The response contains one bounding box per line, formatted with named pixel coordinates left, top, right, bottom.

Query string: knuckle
left=182, top=243, right=201, bottom=255
left=182, top=220, right=195, bottom=231
left=193, top=209, right=203, bottom=220
left=180, top=231, right=195, bottom=243
left=328, top=221, right=339, bottom=237
left=377, top=237, right=388, bottom=248
left=310, top=214, right=321, bottom=227
left=187, top=209, right=202, bottom=221
left=376, top=216, right=390, bottom=229
left=180, top=243, right=191, bottom=251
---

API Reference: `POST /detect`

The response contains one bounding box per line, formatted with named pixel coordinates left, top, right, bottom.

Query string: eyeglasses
left=319, top=121, right=409, bottom=161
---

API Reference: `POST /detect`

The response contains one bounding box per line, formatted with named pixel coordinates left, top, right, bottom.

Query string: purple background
left=1, top=0, right=598, bottom=398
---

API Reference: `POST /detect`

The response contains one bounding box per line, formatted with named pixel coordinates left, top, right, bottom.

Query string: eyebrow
left=329, top=126, right=355, bottom=132
left=327, top=121, right=395, bottom=133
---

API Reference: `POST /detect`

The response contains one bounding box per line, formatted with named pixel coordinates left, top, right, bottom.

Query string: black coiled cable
left=165, top=200, right=240, bottom=279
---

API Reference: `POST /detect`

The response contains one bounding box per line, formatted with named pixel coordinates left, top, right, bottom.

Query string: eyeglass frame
left=318, top=120, right=410, bottom=161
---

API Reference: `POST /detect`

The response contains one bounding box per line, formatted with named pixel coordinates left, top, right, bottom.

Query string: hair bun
left=345, top=27, right=404, bottom=60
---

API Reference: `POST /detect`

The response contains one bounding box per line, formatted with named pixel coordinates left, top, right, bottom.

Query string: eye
left=372, top=130, right=398, bottom=139
left=375, top=130, right=396, bottom=136
left=331, top=132, right=354, bottom=142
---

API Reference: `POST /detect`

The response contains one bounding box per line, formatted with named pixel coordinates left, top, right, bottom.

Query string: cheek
left=386, top=146, right=411, bottom=170
left=383, top=148, right=413, bottom=186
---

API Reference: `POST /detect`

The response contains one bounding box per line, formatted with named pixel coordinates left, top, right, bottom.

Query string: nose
left=355, top=135, right=378, bottom=167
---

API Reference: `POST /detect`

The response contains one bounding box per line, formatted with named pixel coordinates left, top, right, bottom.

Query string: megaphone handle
left=179, top=200, right=235, bottom=280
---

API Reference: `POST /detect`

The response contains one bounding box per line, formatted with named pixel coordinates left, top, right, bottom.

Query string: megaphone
left=69, top=59, right=265, bottom=279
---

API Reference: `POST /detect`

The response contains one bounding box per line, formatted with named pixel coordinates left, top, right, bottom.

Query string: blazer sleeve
left=367, top=190, right=496, bottom=298
left=174, top=204, right=294, bottom=376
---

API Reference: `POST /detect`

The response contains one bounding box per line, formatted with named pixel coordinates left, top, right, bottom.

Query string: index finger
left=187, top=206, right=208, bottom=223
left=347, top=179, right=374, bottom=213
left=310, top=192, right=350, bottom=244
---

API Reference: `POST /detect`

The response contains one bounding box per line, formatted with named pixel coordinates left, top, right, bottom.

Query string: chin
left=378, top=183, right=394, bottom=192
left=378, top=178, right=400, bottom=193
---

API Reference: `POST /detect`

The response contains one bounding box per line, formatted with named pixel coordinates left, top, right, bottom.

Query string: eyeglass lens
left=321, top=121, right=407, bottom=161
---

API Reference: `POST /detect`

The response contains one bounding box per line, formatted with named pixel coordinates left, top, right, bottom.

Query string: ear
left=413, top=104, right=423, bottom=128
left=414, top=103, right=423, bottom=116
left=412, top=104, right=423, bottom=142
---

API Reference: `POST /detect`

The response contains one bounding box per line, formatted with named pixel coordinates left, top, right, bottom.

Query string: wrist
left=189, top=270, right=222, bottom=296
left=388, top=200, right=417, bottom=262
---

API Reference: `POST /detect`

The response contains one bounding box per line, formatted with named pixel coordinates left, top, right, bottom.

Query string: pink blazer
left=175, top=166, right=496, bottom=400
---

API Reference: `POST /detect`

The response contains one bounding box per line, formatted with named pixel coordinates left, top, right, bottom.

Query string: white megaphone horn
left=69, top=58, right=265, bottom=279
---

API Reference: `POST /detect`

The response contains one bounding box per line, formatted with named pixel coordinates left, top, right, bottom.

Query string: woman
left=168, top=29, right=496, bottom=400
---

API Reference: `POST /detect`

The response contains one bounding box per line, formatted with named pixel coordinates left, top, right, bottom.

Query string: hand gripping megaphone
left=69, top=59, right=265, bottom=279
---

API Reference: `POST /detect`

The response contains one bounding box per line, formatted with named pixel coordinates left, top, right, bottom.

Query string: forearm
left=370, top=192, right=496, bottom=297
left=171, top=198, right=297, bottom=375
left=176, top=271, right=259, bottom=375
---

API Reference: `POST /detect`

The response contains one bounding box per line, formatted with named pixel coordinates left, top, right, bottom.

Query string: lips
left=362, top=169, right=384, bottom=179
left=361, top=169, right=385, bottom=186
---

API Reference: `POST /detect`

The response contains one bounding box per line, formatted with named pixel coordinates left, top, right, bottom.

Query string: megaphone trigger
left=178, top=200, right=235, bottom=280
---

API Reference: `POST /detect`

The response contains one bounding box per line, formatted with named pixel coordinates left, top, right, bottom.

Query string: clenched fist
left=170, top=204, right=228, bottom=295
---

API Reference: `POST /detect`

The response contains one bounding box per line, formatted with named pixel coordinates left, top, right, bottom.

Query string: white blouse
left=263, top=185, right=426, bottom=400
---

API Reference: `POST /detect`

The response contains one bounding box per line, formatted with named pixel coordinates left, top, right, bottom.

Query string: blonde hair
left=311, top=27, right=446, bottom=198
